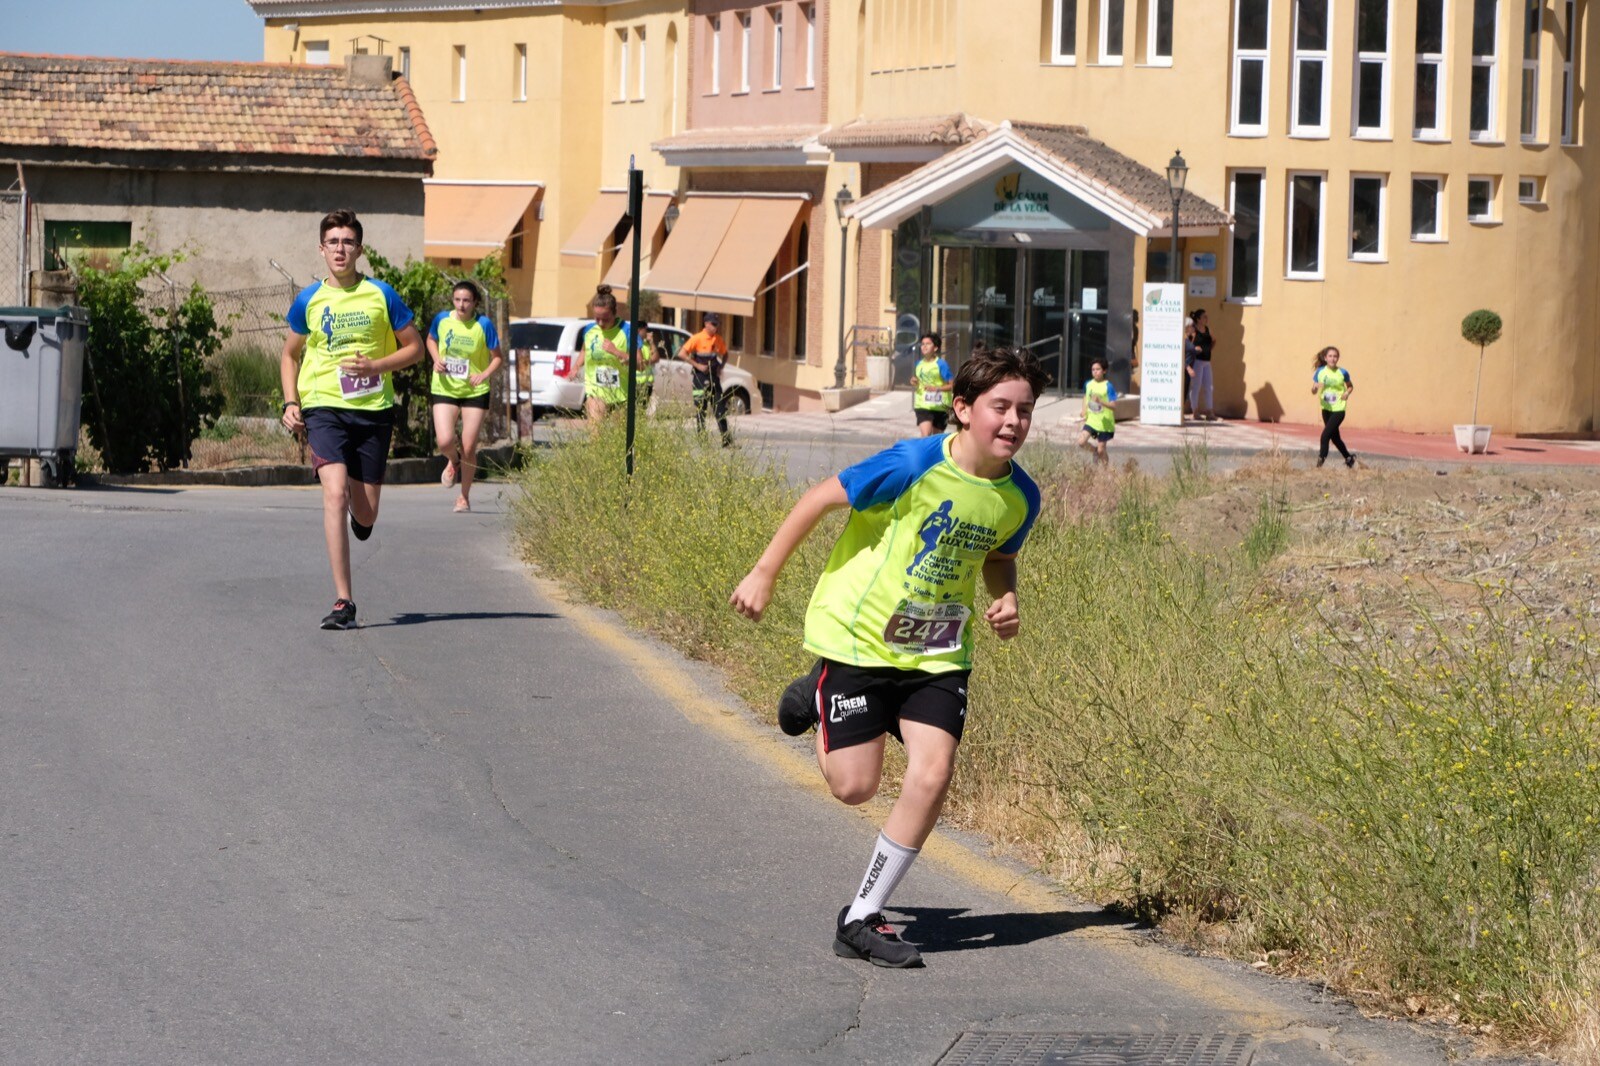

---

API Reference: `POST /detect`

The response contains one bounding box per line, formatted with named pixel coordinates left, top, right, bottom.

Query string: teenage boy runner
left=730, top=346, right=1047, bottom=968
left=280, top=209, right=422, bottom=630
left=682, top=312, right=732, bottom=446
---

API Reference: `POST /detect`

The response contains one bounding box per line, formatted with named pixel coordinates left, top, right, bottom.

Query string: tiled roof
left=1009, top=121, right=1229, bottom=228
left=0, top=53, right=437, bottom=163
left=818, top=113, right=992, bottom=149
left=651, top=124, right=828, bottom=153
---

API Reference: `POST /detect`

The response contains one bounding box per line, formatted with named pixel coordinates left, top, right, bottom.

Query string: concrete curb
left=77, top=441, right=520, bottom=489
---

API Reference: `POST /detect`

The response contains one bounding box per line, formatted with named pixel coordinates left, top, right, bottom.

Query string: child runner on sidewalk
left=1075, top=357, right=1117, bottom=465
left=729, top=346, right=1047, bottom=968
left=911, top=333, right=954, bottom=437
left=428, top=280, right=503, bottom=513
left=280, top=209, right=422, bottom=630
left=1311, top=345, right=1356, bottom=468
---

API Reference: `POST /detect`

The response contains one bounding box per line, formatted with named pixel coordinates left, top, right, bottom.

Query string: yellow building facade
left=252, top=0, right=1600, bottom=434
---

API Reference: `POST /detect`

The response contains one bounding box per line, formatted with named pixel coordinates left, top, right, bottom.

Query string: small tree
left=1460, top=309, right=1503, bottom=425
left=73, top=246, right=227, bottom=473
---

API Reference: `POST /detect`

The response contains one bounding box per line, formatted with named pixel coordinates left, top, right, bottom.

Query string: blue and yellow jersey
left=912, top=357, right=954, bottom=412
left=429, top=311, right=500, bottom=400
left=1084, top=378, right=1118, bottom=433
left=580, top=322, right=650, bottom=406
left=804, top=434, right=1041, bottom=673
left=1314, top=366, right=1352, bottom=412
left=287, top=276, right=413, bottom=412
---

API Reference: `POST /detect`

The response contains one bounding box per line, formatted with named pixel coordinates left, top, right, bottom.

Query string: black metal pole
left=834, top=219, right=848, bottom=388
left=625, top=164, right=643, bottom=477
left=1169, top=195, right=1180, bottom=285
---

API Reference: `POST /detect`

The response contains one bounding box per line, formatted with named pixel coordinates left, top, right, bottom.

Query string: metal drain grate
left=938, top=1032, right=1255, bottom=1066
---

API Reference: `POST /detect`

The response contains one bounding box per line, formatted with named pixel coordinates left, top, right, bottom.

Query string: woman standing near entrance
left=1186, top=308, right=1216, bottom=421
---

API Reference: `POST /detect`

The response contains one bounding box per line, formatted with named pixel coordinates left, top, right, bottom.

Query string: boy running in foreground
left=280, top=210, right=422, bottom=630
left=730, top=346, right=1046, bottom=968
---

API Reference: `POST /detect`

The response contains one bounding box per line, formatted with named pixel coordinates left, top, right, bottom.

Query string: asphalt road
left=0, top=482, right=1523, bottom=1065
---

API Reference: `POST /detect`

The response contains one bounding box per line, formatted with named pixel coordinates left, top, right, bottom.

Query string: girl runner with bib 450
left=730, top=346, right=1047, bottom=969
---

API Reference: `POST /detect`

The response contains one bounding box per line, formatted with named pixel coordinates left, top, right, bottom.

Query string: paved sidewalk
left=738, top=391, right=1600, bottom=467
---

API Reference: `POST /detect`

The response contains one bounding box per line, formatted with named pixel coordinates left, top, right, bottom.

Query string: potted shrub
left=1456, top=309, right=1502, bottom=454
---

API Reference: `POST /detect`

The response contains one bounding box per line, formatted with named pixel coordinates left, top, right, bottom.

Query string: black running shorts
left=812, top=658, right=971, bottom=752
left=429, top=391, right=491, bottom=409
left=304, top=406, right=394, bottom=485
left=914, top=408, right=950, bottom=431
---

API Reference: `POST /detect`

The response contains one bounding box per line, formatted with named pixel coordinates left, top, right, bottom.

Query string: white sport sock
left=844, top=832, right=919, bottom=925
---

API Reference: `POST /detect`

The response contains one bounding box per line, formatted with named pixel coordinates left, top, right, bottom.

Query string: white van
left=507, top=316, right=757, bottom=420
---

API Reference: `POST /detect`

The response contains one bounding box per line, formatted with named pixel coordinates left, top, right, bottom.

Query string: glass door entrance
left=934, top=246, right=1110, bottom=394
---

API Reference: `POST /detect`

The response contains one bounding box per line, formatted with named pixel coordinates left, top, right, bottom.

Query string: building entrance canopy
left=423, top=180, right=541, bottom=261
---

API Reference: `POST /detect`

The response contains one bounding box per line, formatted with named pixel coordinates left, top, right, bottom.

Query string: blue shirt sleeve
left=996, top=463, right=1043, bottom=556
left=429, top=310, right=449, bottom=341
left=937, top=358, right=952, bottom=382
left=1107, top=383, right=1120, bottom=402
left=479, top=315, right=500, bottom=350
left=837, top=437, right=943, bottom=511
left=370, top=278, right=415, bottom=333
left=1341, top=368, right=1352, bottom=385
left=285, top=282, right=319, bottom=335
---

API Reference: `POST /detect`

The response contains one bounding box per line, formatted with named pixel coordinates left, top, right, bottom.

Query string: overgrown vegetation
left=215, top=345, right=282, bottom=418
left=511, top=417, right=1600, bottom=1058
left=72, top=246, right=227, bottom=473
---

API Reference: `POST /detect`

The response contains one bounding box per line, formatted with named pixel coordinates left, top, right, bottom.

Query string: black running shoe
left=777, top=665, right=822, bottom=737
left=1345, top=454, right=1357, bottom=469
left=349, top=515, right=374, bottom=541
left=834, top=907, right=923, bottom=968
left=320, top=598, right=357, bottom=630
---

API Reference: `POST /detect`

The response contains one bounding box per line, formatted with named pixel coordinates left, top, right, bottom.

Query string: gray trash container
left=0, top=306, right=89, bottom=487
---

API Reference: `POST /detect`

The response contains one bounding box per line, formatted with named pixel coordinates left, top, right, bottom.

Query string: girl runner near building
left=1312, top=345, right=1356, bottom=468
left=911, top=333, right=954, bottom=436
left=569, top=284, right=651, bottom=423
left=279, top=209, right=422, bottom=630
left=1075, top=357, right=1117, bottom=465
left=729, top=346, right=1047, bottom=969
left=428, top=280, right=502, bottom=513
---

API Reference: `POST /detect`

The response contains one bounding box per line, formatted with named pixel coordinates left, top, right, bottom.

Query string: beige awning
left=560, top=190, right=629, bottom=266
left=645, top=194, right=809, bottom=317
left=424, top=181, right=541, bottom=261
left=605, top=192, right=677, bottom=290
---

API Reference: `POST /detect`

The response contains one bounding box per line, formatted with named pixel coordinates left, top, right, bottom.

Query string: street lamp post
left=833, top=183, right=855, bottom=389
left=1166, top=149, right=1188, bottom=285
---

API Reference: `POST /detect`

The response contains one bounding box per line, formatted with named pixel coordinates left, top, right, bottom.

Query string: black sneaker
left=1316, top=456, right=1326, bottom=468
left=777, top=665, right=822, bottom=736
left=320, top=598, right=357, bottom=630
left=834, top=907, right=923, bottom=968
left=349, top=515, right=374, bottom=541
left=1345, top=454, right=1357, bottom=469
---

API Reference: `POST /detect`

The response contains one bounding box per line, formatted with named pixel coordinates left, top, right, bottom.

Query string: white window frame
left=711, top=15, right=722, bottom=94
left=305, top=40, right=331, bottom=65
left=454, top=44, right=467, bottom=100
left=1353, top=0, right=1391, bottom=136
left=1100, top=0, right=1126, bottom=63
left=1286, top=171, right=1327, bottom=279
left=1471, top=0, right=1501, bottom=140
left=1517, top=174, right=1544, bottom=201
left=771, top=6, right=783, bottom=88
left=1348, top=173, right=1388, bottom=260
left=739, top=12, right=752, bottom=93
left=1147, top=0, right=1174, bottom=63
left=616, top=29, right=629, bottom=101
left=1231, top=0, right=1272, bottom=135
left=1467, top=174, right=1500, bottom=222
left=1410, top=174, right=1446, bottom=241
left=515, top=44, right=527, bottom=101
left=398, top=45, right=411, bottom=80
left=1292, top=0, right=1334, bottom=137
left=1051, top=0, right=1078, bottom=63
left=1227, top=169, right=1266, bottom=302
left=1562, top=0, right=1579, bottom=141
left=636, top=25, right=648, bottom=100
left=1414, top=0, right=1449, bottom=138
left=1521, top=0, right=1541, bottom=140
left=803, top=3, right=816, bottom=84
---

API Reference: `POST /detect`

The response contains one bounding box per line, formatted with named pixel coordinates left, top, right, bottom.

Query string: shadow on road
left=369, top=611, right=561, bottom=628
left=891, top=906, right=1138, bottom=954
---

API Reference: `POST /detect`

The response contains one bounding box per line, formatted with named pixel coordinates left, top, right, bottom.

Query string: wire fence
left=0, top=189, right=24, bottom=305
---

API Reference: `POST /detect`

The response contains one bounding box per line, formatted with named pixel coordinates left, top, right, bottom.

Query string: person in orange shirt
left=682, top=312, right=732, bottom=446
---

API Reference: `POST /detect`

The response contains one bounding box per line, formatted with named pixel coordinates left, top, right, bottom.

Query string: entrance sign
left=1140, top=283, right=1184, bottom=425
